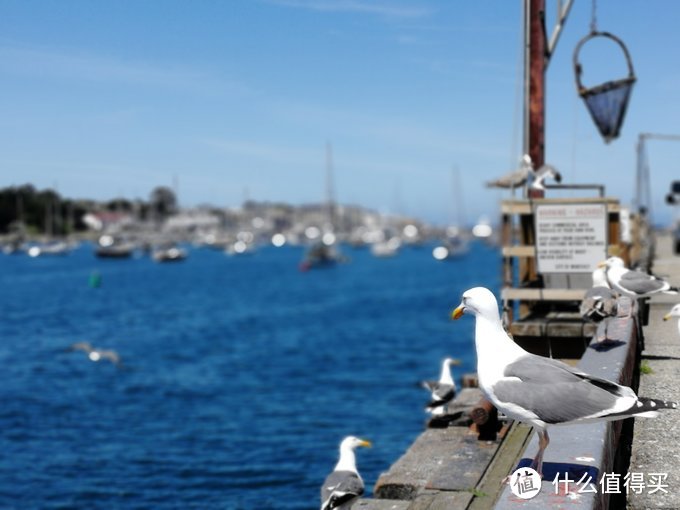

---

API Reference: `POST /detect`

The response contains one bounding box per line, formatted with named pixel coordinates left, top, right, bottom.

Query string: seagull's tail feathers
left=662, top=286, right=679, bottom=295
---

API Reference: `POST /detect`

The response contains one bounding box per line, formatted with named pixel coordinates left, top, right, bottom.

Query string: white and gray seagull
left=579, top=266, right=619, bottom=322
left=600, top=256, right=679, bottom=299
left=320, top=436, right=371, bottom=510
left=68, top=341, right=121, bottom=366
left=421, top=357, right=461, bottom=415
left=451, top=286, right=677, bottom=478
left=663, top=303, right=680, bottom=337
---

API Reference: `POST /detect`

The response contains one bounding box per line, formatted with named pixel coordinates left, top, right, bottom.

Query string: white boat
left=152, top=244, right=187, bottom=262
left=370, top=237, right=401, bottom=258
left=27, top=240, right=71, bottom=257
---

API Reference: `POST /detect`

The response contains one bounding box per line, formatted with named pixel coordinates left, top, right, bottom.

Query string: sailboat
left=28, top=192, right=72, bottom=257
left=433, top=167, right=469, bottom=261
left=300, top=143, right=346, bottom=270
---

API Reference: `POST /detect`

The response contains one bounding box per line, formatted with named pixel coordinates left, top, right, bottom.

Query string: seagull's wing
left=426, top=384, right=455, bottom=408
left=420, top=380, right=438, bottom=391
left=69, top=342, right=93, bottom=353
left=492, top=354, right=637, bottom=424
left=320, top=471, right=364, bottom=510
left=485, top=168, right=530, bottom=189
left=619, top=271, right=669, bottom=294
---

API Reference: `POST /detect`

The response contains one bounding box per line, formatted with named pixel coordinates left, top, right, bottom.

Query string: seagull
left=600, top=257, right=679, bottom=299
left=320, top=436, right=371, bottom=510
left=529, top=164, right=562, bottom=191
left=485, top=154, right=534, bottom=190
left=421, top=357, right=461, bottom=415
left=68, top=342, right=121, bottom=366
left=663, top=304, right=680, bottom=337
left=580, top=266, right=619, bottom=322
left=451, top=286, right=677, bottom=478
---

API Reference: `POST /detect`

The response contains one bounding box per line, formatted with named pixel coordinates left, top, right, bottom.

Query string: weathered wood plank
left=501, top=288, right=586, bottom=301
left=354, top=499, right=411, bottom=509
left=502, top=244, right=619, bottom=258
left=501, top=198, right=621, bottom=215
left=374, top=427, right=499, bottom=500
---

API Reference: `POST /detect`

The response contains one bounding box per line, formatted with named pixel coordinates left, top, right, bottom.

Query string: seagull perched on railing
left=600, top=257, right=679, bottom=299
left=320, top=436, right=371, bottom=510
left=580, top=266, right=619, bottom=322
left=451, top=287, right=677, bottom=479
left=663, top=304, right=680, bottom=338
left=485, top=155, right=562, bottom=191
left=421, top=357, right=461, bottom=415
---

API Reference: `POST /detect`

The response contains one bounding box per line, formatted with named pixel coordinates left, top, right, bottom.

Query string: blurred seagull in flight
left=69, top=341, right=121, bottom=366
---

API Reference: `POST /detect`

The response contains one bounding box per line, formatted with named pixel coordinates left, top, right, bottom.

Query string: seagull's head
left=341, top=436, right=372, bottom=451
left=598, top=256, right=624, bottom=269
left=444, top=357, right=462, bottom=367
left=663, top=304, right=680, bottom=321
left=451, top=287, right=499, bottom=320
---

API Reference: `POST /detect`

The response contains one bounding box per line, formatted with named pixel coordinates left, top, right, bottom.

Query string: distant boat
left=226, top=240, right=256, bottom=256
left=433, top=167, right=469, bottom=261
left=300, top=241, right=345, bottom=271
left=370, top=237, right=401, bottom=258
left=151, top=244, right=187, bottom=262
left=95, top=235, right=135, bottom=259
left=432, top=234, right=469, bottom=261
left=27, top=240, right=71, bottom=257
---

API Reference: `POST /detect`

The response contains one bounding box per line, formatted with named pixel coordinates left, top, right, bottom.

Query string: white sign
left=535, top=203, right=608, bottom=273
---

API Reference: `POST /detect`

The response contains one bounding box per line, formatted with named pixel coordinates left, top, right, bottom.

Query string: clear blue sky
left=1, top=1, right=679, bottom=225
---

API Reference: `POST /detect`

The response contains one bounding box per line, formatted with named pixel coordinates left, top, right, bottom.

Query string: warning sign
left=535, top=203, right=608, bottom=273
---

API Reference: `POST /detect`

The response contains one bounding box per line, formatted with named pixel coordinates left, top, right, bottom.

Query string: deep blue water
left=0, top=242, right=500, bottom=509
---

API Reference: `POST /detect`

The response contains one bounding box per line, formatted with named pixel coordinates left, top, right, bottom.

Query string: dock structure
left=355, top=231, right=678, bottom=509
left=628, top=234, right=680, bottom=510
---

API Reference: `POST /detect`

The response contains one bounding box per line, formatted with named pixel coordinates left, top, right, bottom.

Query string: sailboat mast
left=452, top=166, right=465, bottom=229
left=325, top=142, right=336, bottom=230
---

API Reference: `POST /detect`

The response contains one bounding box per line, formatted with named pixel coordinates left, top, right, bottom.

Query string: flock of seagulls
left=321, top=255, right=680, bottom=507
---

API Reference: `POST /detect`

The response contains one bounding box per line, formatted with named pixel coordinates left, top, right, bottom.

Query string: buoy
left=89, top=271, right=102, bottom=288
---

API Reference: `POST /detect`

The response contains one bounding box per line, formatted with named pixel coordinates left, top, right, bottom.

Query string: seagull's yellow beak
left=597, top=260, right=607, bottom=268
left=451, top=305, right=465, bottom=320
left=450, top=358, right=462, bottom=366
left=664, top=313, right=671, bottom=321
left=359, top=439, right=372, bottom=448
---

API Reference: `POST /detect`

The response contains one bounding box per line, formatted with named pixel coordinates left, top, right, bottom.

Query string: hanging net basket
left=573, top=31, right=636, bottom=143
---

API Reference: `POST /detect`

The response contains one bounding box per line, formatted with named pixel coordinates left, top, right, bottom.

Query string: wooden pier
left=354, top=226, right=678, bottom=509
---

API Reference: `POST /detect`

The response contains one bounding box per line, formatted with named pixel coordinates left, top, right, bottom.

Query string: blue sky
left=1, top=0, right=679, bottom=225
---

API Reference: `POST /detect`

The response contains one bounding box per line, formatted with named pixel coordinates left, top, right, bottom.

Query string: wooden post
left=528, top=0, right=546, bottom=198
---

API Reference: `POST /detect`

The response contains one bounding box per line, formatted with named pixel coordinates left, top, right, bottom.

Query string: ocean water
left=0, top=242, right=500, bottom=509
